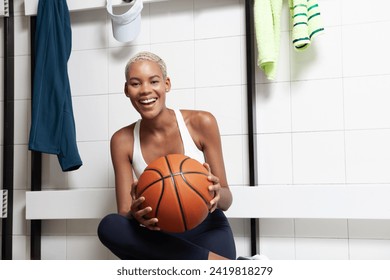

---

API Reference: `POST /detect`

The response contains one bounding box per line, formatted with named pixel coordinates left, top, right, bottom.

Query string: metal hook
left=1, top=190, right=7, bottom=218
left=1, top=0, right=9, bottom=17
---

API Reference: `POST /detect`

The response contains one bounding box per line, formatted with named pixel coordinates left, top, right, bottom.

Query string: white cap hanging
left=106, top=0, right=143, bottom=43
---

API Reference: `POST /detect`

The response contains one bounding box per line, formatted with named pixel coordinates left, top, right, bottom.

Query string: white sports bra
left=132, top=109, right=205, bottom=178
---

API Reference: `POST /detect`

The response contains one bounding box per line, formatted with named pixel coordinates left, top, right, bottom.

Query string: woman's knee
left=97, top=213, right=121, bottom=242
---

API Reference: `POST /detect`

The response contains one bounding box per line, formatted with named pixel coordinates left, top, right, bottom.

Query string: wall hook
left=1, top=0, right=9, bottom=17
left=1, top=190, right=7, bottom=218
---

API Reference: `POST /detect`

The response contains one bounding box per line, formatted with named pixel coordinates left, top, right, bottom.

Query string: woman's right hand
left=129, top=180, right=160, bottom=231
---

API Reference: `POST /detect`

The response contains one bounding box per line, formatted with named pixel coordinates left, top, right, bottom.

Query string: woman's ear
left=124, top=82, right=130, bottom=97
left=165, top=77, right=171, bottom=92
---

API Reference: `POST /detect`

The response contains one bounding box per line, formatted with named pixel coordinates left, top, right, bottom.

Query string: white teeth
left=140, top=98, right=156, bottom=104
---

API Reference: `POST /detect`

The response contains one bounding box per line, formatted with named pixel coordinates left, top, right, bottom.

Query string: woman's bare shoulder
left=111, top=123, right=136, bottom=146
left=180, top=109, right=217, bottom=129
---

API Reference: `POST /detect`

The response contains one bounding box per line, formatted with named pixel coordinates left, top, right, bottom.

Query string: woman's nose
left=140, top=82, right=150, bottom=92
left=140, top=81, right=155, bottom=94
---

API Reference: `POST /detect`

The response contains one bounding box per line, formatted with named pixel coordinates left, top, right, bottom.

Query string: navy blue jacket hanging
left=28, top=0, right=82, bottom=171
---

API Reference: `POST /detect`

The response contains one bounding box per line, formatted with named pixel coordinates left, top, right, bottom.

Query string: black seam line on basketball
left=138, top=171, right=208, bottom=194
left=166, top=156, right=188, bottom=231
left=179, top=160, right=215, bottom=208
left=174, top=171, right=208, bottom=176
left=137, top=168, right=165, bottom=196
left=179, top=159, right=211, bottom=207
left=137, top=168, right=164, bottom=223
left=154, top=177, right=164, bottom=224
left=180, top=174, right=211, bottom=206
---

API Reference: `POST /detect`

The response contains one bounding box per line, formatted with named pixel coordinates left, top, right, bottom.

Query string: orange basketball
left=135, top=154, right=214, bottom=233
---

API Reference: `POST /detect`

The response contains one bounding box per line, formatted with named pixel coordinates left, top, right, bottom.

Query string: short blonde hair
left=125, top=51, right=167, bottom=81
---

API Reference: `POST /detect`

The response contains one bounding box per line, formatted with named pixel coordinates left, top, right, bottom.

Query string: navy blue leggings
left=98, top=209, right=236, bottom=260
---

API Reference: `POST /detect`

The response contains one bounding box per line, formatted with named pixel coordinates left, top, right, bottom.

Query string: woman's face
left=124, top=60, right=171, bottom=119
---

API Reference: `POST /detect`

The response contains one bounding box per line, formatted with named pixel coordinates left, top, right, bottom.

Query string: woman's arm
left=110, top=127, right=160, bottom=230
left=189, top=111, right=233, bottom=211
left=110, top=129, right=134, bottom=216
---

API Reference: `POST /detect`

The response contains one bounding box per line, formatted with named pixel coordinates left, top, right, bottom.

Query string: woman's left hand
left=204, top=163, right=221, bottom=213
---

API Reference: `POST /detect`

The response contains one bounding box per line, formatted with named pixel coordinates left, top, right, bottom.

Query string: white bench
left=25, top=185, right=390, bottom=220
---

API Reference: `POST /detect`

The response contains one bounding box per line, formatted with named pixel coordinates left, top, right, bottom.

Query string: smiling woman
left=97, top=51, right=237, bottom=260
left=124, top=53, right=170, bottom=120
